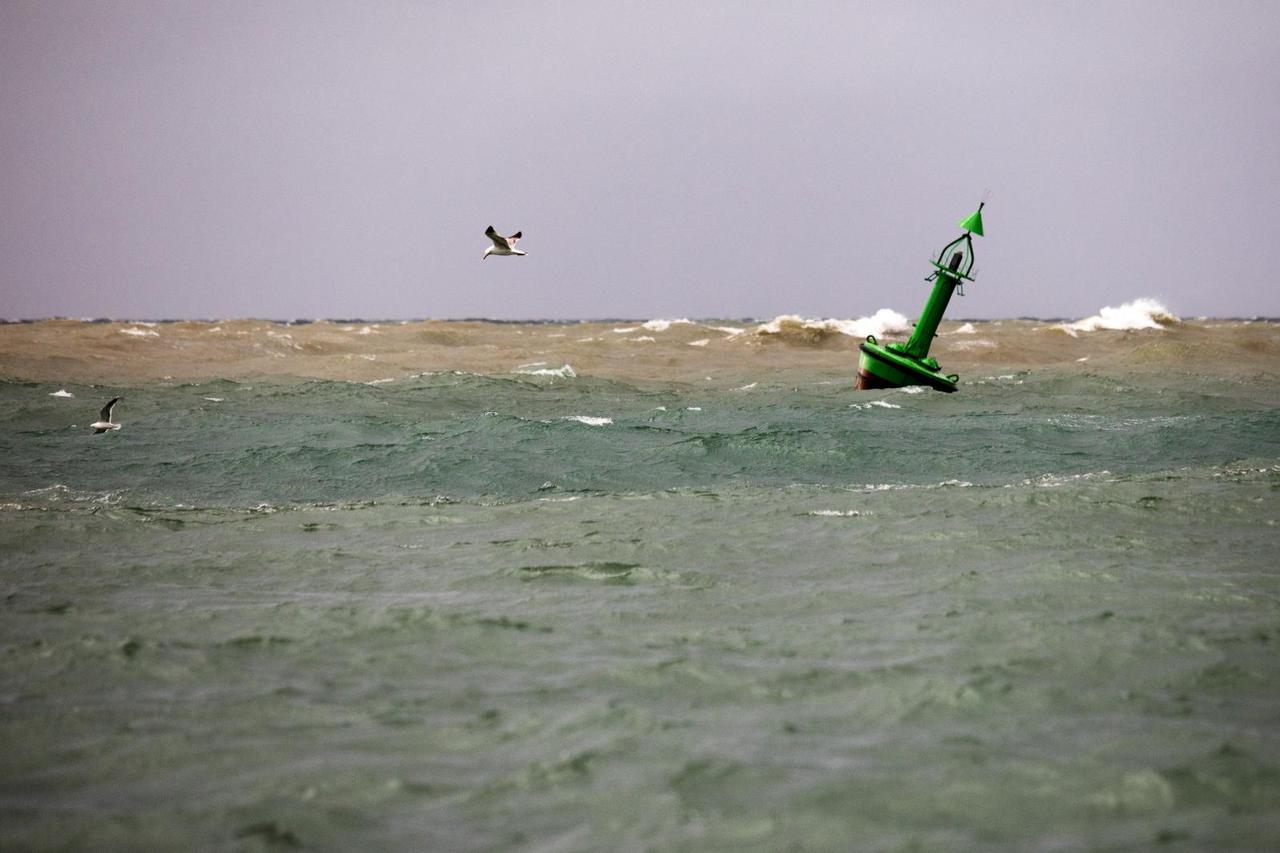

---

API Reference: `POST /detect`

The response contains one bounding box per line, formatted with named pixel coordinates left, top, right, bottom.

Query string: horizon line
left=4, top=315, right=1279, bottom=326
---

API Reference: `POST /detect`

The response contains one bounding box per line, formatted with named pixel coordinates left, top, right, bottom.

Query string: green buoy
left=854, top=202, right=985, bottom=393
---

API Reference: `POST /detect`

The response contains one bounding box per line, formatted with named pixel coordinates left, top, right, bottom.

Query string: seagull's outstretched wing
left=485, top=226, right=510, bottom=250
left=508, top=231, right=522, bottom=243
left=99, top=397, right=119, bottom=422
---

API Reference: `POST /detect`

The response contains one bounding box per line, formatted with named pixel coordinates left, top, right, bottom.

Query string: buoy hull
left=854, top=366, right=898, bottom=391
left=855, top=341, right=957, bottom=393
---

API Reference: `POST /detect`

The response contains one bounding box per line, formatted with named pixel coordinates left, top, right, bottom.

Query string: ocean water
left=2, top=306, right=1279, bottom=851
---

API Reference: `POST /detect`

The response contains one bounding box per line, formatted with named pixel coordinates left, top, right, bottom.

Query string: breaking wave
left=641, top=318, right=695, bottom=332
left=752, top=309, right=911, bottom=345
left=1059, top=298, right=1179, bottom=335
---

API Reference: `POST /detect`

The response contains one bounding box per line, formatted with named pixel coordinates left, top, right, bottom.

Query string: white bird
left=483, top=225, right=526, bottom=259
left=90, top=397, right=121, bottom=434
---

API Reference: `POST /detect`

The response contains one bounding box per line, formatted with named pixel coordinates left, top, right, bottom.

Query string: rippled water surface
left=2, top=317, right=1279, bottom=850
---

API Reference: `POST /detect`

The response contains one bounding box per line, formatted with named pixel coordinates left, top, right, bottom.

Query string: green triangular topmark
left=959, top=203, right=984, bottom=236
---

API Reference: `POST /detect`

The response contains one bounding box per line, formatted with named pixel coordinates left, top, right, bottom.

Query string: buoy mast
left=854, top=202, right=986, bottom=393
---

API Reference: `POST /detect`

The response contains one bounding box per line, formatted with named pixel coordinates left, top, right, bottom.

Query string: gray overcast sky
left=2, top=1, right=1278, bottom=320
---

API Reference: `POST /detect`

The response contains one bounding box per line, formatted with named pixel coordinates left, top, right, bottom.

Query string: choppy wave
left=2, top=310, right=1277, bottom=853
left=2, top=315, right=1277, bottom=389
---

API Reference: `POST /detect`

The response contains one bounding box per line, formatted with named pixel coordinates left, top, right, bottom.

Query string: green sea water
left=2, top=321, right=1280, bottom=851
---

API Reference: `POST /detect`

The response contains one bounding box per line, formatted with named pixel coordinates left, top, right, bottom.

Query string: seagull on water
left=90, top=397, right=121, bottom=434
left=483, top=226, right=525, bottom=259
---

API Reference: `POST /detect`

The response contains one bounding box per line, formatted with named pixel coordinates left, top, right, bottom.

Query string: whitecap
left=120, top=327, right=159, bottom=337
left=203, top=397, right=224, bottom=402
left=1022, top=471, right=1114, bottom=488
left=859, top=481, right=968, bottom=492
left=807, top=509, right=864, bottom=517
left=735, top=382, right=758, bottom=391
left=949, top=339, right=997, bottom=351
left=562, top=415, right=612, bottom=426
left=514, top=362, right=577, bottom=378
left=22, top=484, right=121, bottom=504
left=628, top=336, right=656, bottom=343
left=850, top=400, right=901, bottom=410
left=642, top=318, right=694, bottom=332
left=50, top=389, right=74, bottom=398
left=1059, top=298, right=1178, bottom=334
left=686, top=406, right=702, bottom=412
left=952, top=322, right=977, bottom=334
left=611, top=327, right=638, bottom=334
left=24, top=484, right=72, bottom=497
left=688, top=339, right=710, bottom=347
left=754, top=309, right=911, bottom=340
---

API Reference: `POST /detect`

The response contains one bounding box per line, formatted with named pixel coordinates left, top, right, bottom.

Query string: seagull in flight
left=90, top=397, right=121, bottom=434
left=483, top=226, right=525, bottom=259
